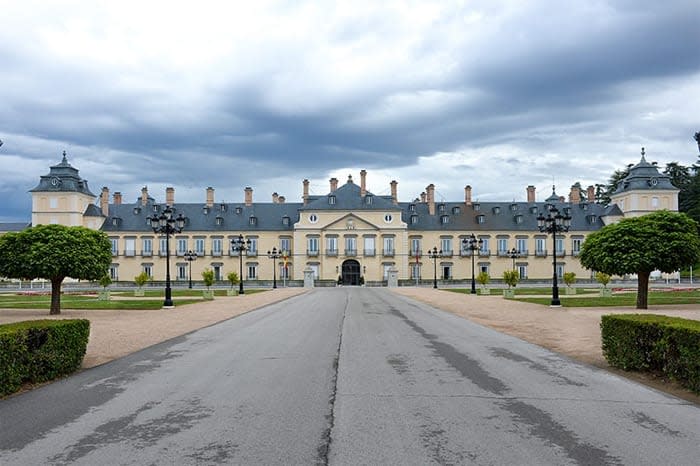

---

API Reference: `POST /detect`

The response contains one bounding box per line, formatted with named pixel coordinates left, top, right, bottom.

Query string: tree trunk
left=50, top=277, right=63, bottom=315
left=636, top=271, right=650, bottom=310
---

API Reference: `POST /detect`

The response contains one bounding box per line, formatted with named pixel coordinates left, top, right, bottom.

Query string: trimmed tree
left=579, top=210, right=700, bottom=309
left=0, top=224, right=112, bottom=315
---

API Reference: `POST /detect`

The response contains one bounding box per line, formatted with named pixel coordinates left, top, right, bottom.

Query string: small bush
left=226, top=271, right=239, bottom=289
left=134, top=272, right=151, bottom=288
left=0, top=319, right=90, bottom=396
left=601, top=314, right=700, bottom=393
left=563, top=272, right=576, bottom=287
left=596, top=272, right=611, bottom=288
left=502, top=270, right=519, bottom=288
left=476, top=272, right=490, bottom=286
left=201, top=268, right=215, bottom=289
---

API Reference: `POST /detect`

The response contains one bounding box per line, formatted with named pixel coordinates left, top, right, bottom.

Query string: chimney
left=527, top=185, right=536, bottom=203
left=464, top=185, right=472, bottom=206
left=272, top=192, right=279, bottom=204
left=244, top=187, right=253, bottom=206
left=141, top=186, right=148, bottom=206
left=426, top=184, right=436, bottom=215
left=569, top=184, right=581, bottom=204
left=278, top=196, right=286, bottom=204
left=390, top=180, right=398, bottom=204
left=587, top=185, right=595, bottom=203
left=114, top=192, right=122, bottom=205
left=360, top=169, right=367, bottom=197
left=101, top=187, right=109, bottom=216
left=206, top=187, right=215, bottom=207
left=166, top=187, right=175, bottom=206
left=421, top=191, right=427, bottom=203
left=303, top=179, right=309, bottom=205
left=330, top=177, right=338, bottom=192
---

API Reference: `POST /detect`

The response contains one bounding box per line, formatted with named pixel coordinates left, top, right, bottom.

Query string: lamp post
left=537, top=205, right=572, bottom=306
left=231, top=234, right=251, bottom=294
left=267, top=247, right=281, bottom=289
left=184, top=250, right=197, bottom=289
left=463, top=234, right=483, bottom=294
left=149, top=206, right=186, bottom=308
left=428, top=247, right=442, bottom=289
left=508, top=247, right=519, bottom=271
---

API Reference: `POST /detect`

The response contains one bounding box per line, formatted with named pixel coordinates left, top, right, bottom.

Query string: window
left=442, top=265, right=451, bottom=280
left=441, top=215, right=449, bottom=224
left=329, top=195, right=336, bottom=205
left=383, top=237, right=395, bottom=256
left=517, top=238, right=528, bottom=254
left=50, top=198, right=58, bottom=209
left=212, top=238, right=222, bottom=256
left=280, top=238, right=291, bottom=253
left=572, top=238, right=582, bottom=256
left=536, top=238, right=546, bottom=254
left=555, top=238, right=564, bottom=254
left=440, top=238, right=452, bottom=255
left=438, top=203, right=445, bottom=213
left=383, top=264, right=393, bottom=279
left=142, top=238, right=153, bottom=256
left=411, top=215, right=418, bottom=224
left=193, top=238, right=205, bottom=255
left=345, top=237, right=357, bottom=255
left=125, top=238, right=136, bottom=257
left=409, top=204, right=416, bottom=212
left=309, top=214, right=318, bottom=223
left=497, top=238, right=508, bottom=253
left=410, top=238, right=421, bottom=255
left=652, top=196, right=659, bottom=208
left=411, top=263, right=421, bottom=280
left=249, top=216, right=257, bottom=226
left=364, top=237, right=375, bottom=256
left=247, top=264, right=257, bottom=279
left=518, top=265, right=528, bottom=279
left=556, top=264, right=564, bottom=279
left=476, top=214, right=486, bottom=224
left=384, top=214, right=393, bottom=223
left=160, top=238, right=168, bottom=256
left=327, top=237, right=338, bottom=255
left=280, top=263, right=290, bottom=279
left=479, top=264, right=489, bottom=275
left=282, top=215, right=290, bottom=226
left=452, top=206, right=461, bottom=215
left=216, top=216, right=223, bottom=226
left=109, top=264, right=118, bottom=280
left=110, top=238, right=118, bottom=256
left=248, top=238, right=258, bottom=255
left=308, top=237, right=319, bottom=254
left=366, top=195, right=373, bottom=205
left=177, top=238, right=188, bottom=255
left=142, top=264, right=152, bottom=278
left=177, top=265, right=187, bottom=280
left=480, top=238, right=489, bottom=254
left=213, top=265, right=222, bottom=281
left=309, top=264, right=319, bottom=279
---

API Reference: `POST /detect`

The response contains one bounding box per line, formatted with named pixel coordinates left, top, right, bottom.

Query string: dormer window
left=366, top=194, right=373, bottom=205
left=111, top=217, right=121, bottom=226
left=282, top=215, right=290, bottom=226
left=580, top=203, right=588, bottom=210
left=133, top=207, right=141, bottom=215
left=438, top=203, right=446, bottom=213
left=220, top=203, right=227, bottom=212
left=410, top=214, right=418, bottom=224
left=492, top=206, right=501, bottom=214
left=409, top=203, right=416, bottom=212
left=510, top=203, right=519, bottom=211
left=216, top=216, right=223, bottom=225
left=235, top=206, right=242, bottom=215
left=203, top=206, right=209, bottom=214
left=563, top=207, right=571, bottom=216
left=249, top=216, right=257, bottom=226
left=153, top=204, right=159, bottom=212
left=587, top=214, right=597, bottom=224
left=452, top=206, right=460, bottom=215
left=514, top=215, right=523, bottom=224
left=441, top=215, right=449, bottom=224
left=530, top=206, right=538, bottom=214
left=473, top=203, right=481, bottom=211
left=328, top=195, right=336, bottom=205
left=476, top=214, right=486, bottom=224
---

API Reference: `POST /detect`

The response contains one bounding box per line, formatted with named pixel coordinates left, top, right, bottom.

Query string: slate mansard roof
left=100, top=179, right=614, bottom=234
left=614, top=151, right=677, bottom=194
left=30, top=152, right=96, bottom=197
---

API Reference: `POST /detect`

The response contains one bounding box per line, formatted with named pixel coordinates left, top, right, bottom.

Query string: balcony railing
left=478, top=249, right=490, bottom=257
left=497, top=249, right=508, bottom=257
left=535, top=250, right=547, bottom=257
left=518, top=249, right=529, bottom=257
left=141, top=250, right=152, bottom=257
left=410, top=249, right=422, bottom=257
left=326, top=249, right=338, bottom=257
left=460, top=249, right=472, bottom=257
left=125, top=249, right=136, bottom=257
left=345, top=249, right=357, bottom=257
left=211, top=250, right=222, bottom=257
left=112, top=250, right=119, bottom=257
left=383, top=249, right=395, bottom=257
left=572, top=250, right=581, bottom=257
left=159, top=250, right=168, bottom=257
left=556, top=250, right=566, bottom=257
left=307, top=249, right=319, bottom=256
left=441, top=250, right=454, bottom=257
left=363, top=249, right=376, bottom=256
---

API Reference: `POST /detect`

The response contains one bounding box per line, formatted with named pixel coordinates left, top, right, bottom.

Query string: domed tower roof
left=29, top=151, right=96, bottom=196
left=613, top=147, right=676, bottom=194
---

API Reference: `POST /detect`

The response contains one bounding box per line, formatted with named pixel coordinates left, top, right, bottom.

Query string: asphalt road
left=1, top=288, right=698, bottom=465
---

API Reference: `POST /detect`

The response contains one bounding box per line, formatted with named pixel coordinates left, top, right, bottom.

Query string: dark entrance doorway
left=341, top=259, right=361, bottom=286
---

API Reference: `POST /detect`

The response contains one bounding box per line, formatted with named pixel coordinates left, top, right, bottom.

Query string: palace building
left=19, top=150, right=678, bottom=286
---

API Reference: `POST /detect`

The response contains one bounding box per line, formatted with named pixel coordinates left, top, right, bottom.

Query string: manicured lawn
left=512, top=290, right=700, bottom=307
left=0, top=288, right=267, bottom=310
left=446, top=287, right=598, bottom=296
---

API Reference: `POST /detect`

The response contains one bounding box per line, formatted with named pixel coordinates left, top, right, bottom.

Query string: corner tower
left=30, top=151, right=99, bottom=227
left=609, top=148, right=679, bottom=217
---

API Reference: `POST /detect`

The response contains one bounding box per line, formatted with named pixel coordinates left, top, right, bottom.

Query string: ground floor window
left=411, top=263, right=421, bottom=279
left=109, top=264, right=119, bottom=280
left=556, top=264, right=564, bottom=279
left=177, top=265, right=187, bottom=280
left=213, top=265, right=222, bottom=281
left=142, top=264, right=153, bottom=278
left=442, top=265, right=451, bottom=280
left=247, top=264, right=257, bottom=279
left=479, top=264, right=489, bottom=275
left=518, top=265, right=528, bottom=279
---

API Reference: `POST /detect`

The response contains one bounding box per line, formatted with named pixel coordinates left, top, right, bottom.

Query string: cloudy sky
left=1, top=0, right=699, bottom=222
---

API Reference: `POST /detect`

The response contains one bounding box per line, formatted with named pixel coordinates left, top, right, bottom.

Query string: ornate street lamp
left=428, top=247, right=442, bottom=289
left=462, top=234, right=483, bottom=294
left=537, top=205, right=572, bottom=306
left=231, top=234, right=251, bottom=294
left=184, top=250, right=197, bottom=289
left=267, top=247, right=281, bottom=289
left=508, top=247, right=519, bottom=271
left=149, top=206, right=186, bottom=308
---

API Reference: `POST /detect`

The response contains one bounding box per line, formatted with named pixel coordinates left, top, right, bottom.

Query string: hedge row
left=601, top=314, right=700, bottom=393
left=0, top=319, right=90, bottom=397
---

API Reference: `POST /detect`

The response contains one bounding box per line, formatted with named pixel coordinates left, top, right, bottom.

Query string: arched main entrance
left=341, top=259, right=361, bottom=286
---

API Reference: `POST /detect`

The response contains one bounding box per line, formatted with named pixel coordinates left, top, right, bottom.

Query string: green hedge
left=0, top=319, right=90, bottom=397
left=601, top=314, right=700, bottom=393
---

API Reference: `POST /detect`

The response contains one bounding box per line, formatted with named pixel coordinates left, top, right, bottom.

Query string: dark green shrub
left=0, top=319, right=90, bottom=396
left=601, top=314, right=700, bottom=393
